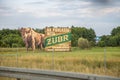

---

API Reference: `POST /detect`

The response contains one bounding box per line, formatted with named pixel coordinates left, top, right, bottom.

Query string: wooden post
left=17, top=78, right=21, bottom=80
left=52, top=48, right=54, bottom=70
left=104, top=48, right=107, bottom=74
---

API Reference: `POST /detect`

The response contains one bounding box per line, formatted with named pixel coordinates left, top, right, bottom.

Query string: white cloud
left=0, top=0, right=120, bottom=35
left=16, top=7, right=65, bottom=18
left=100, top=7, right=120, bottom=15
left=13, top=0, right=119, bottom=19
left=14, top=0, right=93, bottom=18
left=73, top=7, right=120, bottom=18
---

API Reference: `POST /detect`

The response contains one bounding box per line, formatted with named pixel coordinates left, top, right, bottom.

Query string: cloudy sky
left=0, top=0, right=120, bottom=36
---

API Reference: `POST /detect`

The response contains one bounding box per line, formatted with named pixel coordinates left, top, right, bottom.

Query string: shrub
left=78, top=37, right=90, bottom=49
left=98, top=41, right=105, bottom=47
left=12, top=43, right=18, bottom=48
left=1, top=42, right=10, bottom=47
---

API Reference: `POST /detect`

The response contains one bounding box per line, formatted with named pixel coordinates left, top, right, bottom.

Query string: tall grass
left=0, top=47, right=120, bottom=79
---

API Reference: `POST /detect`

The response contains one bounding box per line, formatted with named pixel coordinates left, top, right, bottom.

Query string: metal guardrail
left=0, top=66, right=119, bottom=80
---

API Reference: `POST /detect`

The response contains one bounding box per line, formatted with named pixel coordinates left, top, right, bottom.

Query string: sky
left=0, top=0, right=120, bottom=36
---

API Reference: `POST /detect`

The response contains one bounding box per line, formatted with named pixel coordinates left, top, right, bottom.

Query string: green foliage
left=97, top=35, right=110, bottom=47
left=12, top=43, right=18, bottom=47
left=98, top=26, right=120, bottom=47
left=0, top=29, right=24, bottom=48
left=71, top=26, right=96, bottom=47
left=78, top=37, right=90, bottom=49
left=111, top=26, right=120, bottom=36
left=98, top=41, right=105, bottom=47
left=109, top=36, right=117, bottom=47
left=112, top=34, right=120, bottom=46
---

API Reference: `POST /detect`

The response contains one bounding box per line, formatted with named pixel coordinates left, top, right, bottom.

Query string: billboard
left=45, top=27, right=71, bottom=51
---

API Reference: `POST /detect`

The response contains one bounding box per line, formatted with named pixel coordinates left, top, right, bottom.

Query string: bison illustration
left=19, top=27, right=45, bottom=51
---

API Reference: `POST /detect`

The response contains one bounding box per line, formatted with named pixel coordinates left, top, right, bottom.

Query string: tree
left=111, top=26, right=120, bottom=36
left=71, top=26, right=96, bottom=47
left=97, top=35, right=110, bottom=47
left=0, top=29, right=24, bottom=48
left=109, top=36, right=117, bottom=47
left=98, top=41, right=105, bottom=47
left=113, top=35, right=120, bottom=46
left=98, top=26, right=120, bottom=47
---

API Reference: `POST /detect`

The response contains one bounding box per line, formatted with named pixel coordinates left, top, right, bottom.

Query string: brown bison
left=19, top=27, right=45, bottom=51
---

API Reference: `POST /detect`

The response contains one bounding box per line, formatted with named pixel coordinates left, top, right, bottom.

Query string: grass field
left=0, top=47, right=120, bottom=79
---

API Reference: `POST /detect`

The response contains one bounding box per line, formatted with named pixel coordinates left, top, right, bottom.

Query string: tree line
left=98, top=26, right=120, bottom=47
left=0, top=26, right=120, bottom=48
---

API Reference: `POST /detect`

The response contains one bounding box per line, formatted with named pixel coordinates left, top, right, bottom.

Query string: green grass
left=0, top=47, right=120, bottom=79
